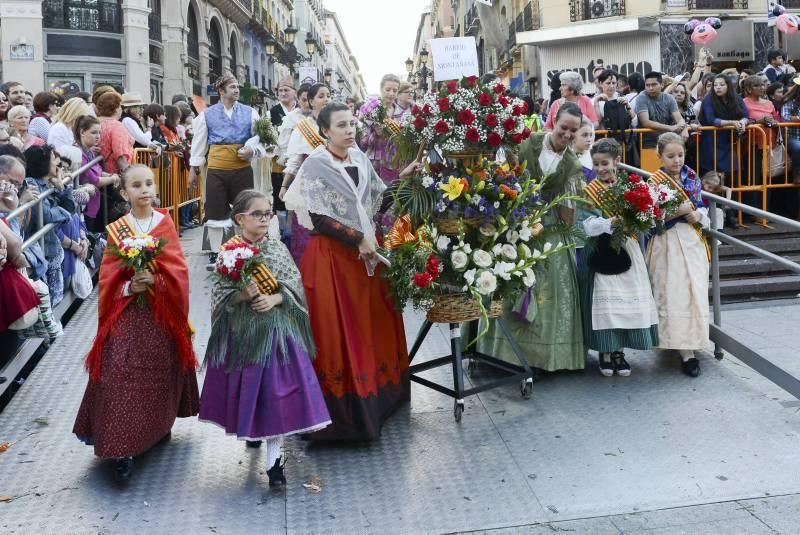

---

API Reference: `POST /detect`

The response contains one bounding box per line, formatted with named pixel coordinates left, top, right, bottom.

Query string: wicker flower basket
left=446, top=149, right=485, bottom=168
left=426, top=293, right=504, bottom=324
left=432, top=215, right=483, bottom=236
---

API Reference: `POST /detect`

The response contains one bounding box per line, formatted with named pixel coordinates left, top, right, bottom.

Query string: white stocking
left=679, top=349, right=695, bottom=362
left=266, top=437, right=283, bottom=469
left=206, top=226, right=224, bottom=252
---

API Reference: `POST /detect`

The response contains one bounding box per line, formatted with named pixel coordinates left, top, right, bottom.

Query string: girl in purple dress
left=199, top=189, right=330, bottom=487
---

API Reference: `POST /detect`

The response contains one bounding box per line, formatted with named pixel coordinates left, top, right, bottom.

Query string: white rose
left=523, top=268, right=536, bottom=288
left=436, top=235, right=451, bottom=252
left=422, top=176, right=434, bottom=188
left=493, top=261, right=515, bottom=281
left=451, top=250, right=469, bottom=271
left=475, top=270, right=498, bottom=296
left=464, top=268, right=477, bottom=285
left=462, top=243, right=472, bottom=254
left=472, top=249, right=493, bottom=268
left=492, top=243, right=503, bottom=256
left=479, top=224, right=496, bottom=237
left=506, top=230, right=519, bottom=244
left=501, top=244, right=517, bottom=260
left=518, top=226, right=532, bottom=242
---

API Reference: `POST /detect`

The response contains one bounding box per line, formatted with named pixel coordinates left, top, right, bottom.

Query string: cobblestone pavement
left=1, top=228, right=799, bottom=534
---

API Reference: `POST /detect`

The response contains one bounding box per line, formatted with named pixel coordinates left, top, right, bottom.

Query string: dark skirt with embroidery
left=301, top=235, right=409, bottom=441
left=73, top=305, right=199, bottom=458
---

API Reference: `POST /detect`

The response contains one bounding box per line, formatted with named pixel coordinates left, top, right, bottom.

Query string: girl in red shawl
left=73, top=165, right=199, bottom=481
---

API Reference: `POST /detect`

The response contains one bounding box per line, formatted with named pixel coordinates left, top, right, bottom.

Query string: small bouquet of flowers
left=109, top=234, right=166, bottom=306
left=358, top=97, right=401, bottom=137
left=210, top=241, right=266, bottom=288
left=254, top=117, right=278, bottom=148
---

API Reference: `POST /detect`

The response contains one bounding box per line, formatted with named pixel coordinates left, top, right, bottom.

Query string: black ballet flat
left=267, top=457, right=286, bottom=487
left=246, top=440, right=263, bottom=448
left=158, top=431, right=172, bottom=445
left=114, top=457, right=134, bottom=481
left=681, top=357, right=701, bottom=378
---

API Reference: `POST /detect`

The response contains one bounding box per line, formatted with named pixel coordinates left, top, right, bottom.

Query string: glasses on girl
left=239, top=210, right=273, bottom=220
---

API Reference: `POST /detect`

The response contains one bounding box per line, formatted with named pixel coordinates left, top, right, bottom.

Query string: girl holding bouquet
left=199, top=189, right=330, bottom=487
left=579, top=138, right=659, bottom=377
left=650, top=132, right=710, bottom=377
left=358, top=74, right=404, bottom=185
left=73, top=165, right=199, bottom=481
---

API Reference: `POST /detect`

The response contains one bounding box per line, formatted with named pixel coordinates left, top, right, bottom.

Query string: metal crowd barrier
left=619, top=162, right=800, bottom=400
left=133, top=148, right=203, bottom=229
left=1, top=155, right=103, bottom=401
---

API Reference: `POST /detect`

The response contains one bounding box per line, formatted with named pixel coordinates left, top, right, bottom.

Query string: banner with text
left=430, top=37, right=480, bottom=82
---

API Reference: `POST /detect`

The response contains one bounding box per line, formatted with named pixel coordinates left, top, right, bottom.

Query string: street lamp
left=405, top=57, right=414, bottom=79
left=409, top=47, right=432, bottom=97
left=324, top=69, right=332, bottom=85
left=265, top=37, right=276, bottom=57
left=285, top=25, right=298, bottom=45
left=337, top=78, right=345, bottom=92
left=305, top=33, right=317, bottom=57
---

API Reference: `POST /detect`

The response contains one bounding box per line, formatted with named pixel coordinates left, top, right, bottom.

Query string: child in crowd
left=579, top=138, right=659, bottom=376
left=701, top=170, right=735, bottom=228
left=199, top=189, right=330, bottom=488
left=573, top=118, right=596, bottom=182
left=649, top=133, right=710, bottom=377
left=73, top=165, right=199, bottom=481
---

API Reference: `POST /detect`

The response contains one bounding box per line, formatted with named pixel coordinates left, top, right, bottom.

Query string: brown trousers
left=204, top=166, right=254, bottom=221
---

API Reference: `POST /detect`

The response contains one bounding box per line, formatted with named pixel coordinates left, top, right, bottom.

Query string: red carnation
left=434, top=120, right=450, bottom=134
left=522, top=127, right=532, bottom=139
left=498, top=95, right=510, bottom=107
left=466, top=127, right=480, bottom=143
left=512, top=105, right=522, bottom=117
left=629, top=174, right=642, bottom=183
left=414, top=116, right=427, bottom=130
left=411, top=104, right=421, bottom=116
left=413, top=272, right=433, bottom=288
left=503, top=118, right=517, bottom=131
left=494, top=83, right=506, bottom=94
left=426, top=254, right=440, bottom=278
left=422, top=104, right=431, bottom=114
left=466, top=75, right=478, bottom=87
left=485, top=113, right=498, bottom=127
left=478, top=92, right=493, bottom=106
left=229, top=271, right=241, bottom=281
left=487, top=132, right=502, bottom=147
left=457, top=109, right=476, bottom=125
left=438, top=97, right=450, bottom=112
left=654, top=206, right=663, bottom=218
left=235, top=258, right=245, bottom=270
left=447, top=80, right=459, bottom=94
left=520, top=101, right=529, bottom=114
left=511, top=133, right=524, bottom=144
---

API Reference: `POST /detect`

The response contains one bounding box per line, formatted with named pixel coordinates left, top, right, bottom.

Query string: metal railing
left=619, top=162, right=800, bottom=400
left=43, top=0, right=123, bottom=33
left=569, top=0, right=624, bottom=21
left=5, top=156, right=104, bottom=253
left=133, top=149, right=203, bottom=229
left=688, top=0, right=748, bottom=9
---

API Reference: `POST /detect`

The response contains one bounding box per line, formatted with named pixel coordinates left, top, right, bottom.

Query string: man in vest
left=190, top=73, right=269, bottom=266
left=269, top=77, right=296, bottom=236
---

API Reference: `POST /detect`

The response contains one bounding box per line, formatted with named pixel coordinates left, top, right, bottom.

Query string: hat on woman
left=120, top=92, right=146, bottom=107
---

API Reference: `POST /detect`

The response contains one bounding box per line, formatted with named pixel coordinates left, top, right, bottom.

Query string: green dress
left=471, top=133, right=586, bottom=372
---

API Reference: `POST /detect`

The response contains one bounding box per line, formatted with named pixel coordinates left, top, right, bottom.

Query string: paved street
left=1, top=228, right=800, bottom=534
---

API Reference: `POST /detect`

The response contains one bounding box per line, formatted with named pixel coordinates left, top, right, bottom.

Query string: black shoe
left=267, top=457, right=286, bottom=487
left=598, top=353, right=614, bottom=377
left=157, top=431, right=171, bottom=445
left=246, top=440, right=262, bottom=448
left=681, top=357, right=701, bottom=378
left=205, top=253, right=218, bottom=272
left=114, top=457, right=134, bottom=481
left=611, top=352, right=631, bottom=377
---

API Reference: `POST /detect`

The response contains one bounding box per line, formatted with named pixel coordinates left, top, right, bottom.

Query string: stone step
left=718, top=255, right=800, bottom=278
left=718, top=237, right=800, bottom=259
left=717, top=274, right=800, bottom=303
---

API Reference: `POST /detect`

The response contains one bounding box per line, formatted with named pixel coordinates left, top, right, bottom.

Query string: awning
left=516, top=17, right=659, bottom=46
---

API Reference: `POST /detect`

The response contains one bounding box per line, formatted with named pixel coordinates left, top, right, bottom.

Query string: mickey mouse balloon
left=685, top=17, right=722, bottom=45
left=775, top=6, right=800, bottom=35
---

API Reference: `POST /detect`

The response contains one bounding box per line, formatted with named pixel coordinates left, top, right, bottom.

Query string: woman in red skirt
left=284, top=102, right=416, bottom=440
left=73, top=165, right=198, bottom=480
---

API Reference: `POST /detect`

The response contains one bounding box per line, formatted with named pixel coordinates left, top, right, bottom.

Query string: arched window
left=187, top=7, right=200, bottom=62
left=229, top=34, right=238, bottom=78
left=209, top=20, right=223, bottom=80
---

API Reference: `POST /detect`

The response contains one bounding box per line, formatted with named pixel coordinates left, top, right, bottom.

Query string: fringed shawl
left=204, top=236, right=316, bottom=371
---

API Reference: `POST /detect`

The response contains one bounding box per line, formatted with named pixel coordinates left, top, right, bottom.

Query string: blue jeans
left=788, top=137, right=800, bottom=180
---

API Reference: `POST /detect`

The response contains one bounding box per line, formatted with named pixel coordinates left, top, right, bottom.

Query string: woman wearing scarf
left=284, top=102, right=409, bottom=440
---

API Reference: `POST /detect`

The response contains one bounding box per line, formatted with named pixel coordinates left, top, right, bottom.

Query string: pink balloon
left=690, top=25, right=718, bottom=45
left=777, top=14, right=800, bottom=35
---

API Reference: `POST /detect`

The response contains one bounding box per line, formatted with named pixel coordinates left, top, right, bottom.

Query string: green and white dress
left=472, top=133, right=586, bottom=372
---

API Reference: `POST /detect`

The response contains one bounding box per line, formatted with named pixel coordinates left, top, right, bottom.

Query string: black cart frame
left=408, top=318, right=534, bottom=421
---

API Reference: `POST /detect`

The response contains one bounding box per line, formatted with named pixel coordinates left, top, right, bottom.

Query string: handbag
left=72, top=259, right=93, bottom=299
left=770, top=130, right=787, bottom=179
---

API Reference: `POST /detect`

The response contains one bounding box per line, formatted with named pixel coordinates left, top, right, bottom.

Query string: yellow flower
left=439, top=176, right=466, bottom=201
left=126, top=249, right=140, bottom=258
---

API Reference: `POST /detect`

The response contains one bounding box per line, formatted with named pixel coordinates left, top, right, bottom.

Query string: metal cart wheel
left=467, top=359, right=477, bottom=378
left=453, top=399, right=465, bottom=422
left=521, top=378, right=533, bottom=399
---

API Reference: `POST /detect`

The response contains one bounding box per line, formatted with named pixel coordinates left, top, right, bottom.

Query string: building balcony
left=43, top=0, right=122, bottom=33
left=515, top=1, right=539, bottom=32
left=465, top=4, right=480, bottom=36
left=782, top=0, right=800, bottom=7
left=688, top=0, right=747, bottom=8
left=569, top=0, right=624, bottom=22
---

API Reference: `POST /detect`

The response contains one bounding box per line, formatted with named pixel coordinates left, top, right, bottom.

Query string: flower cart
left=385, top=77, right=573, bottom=421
